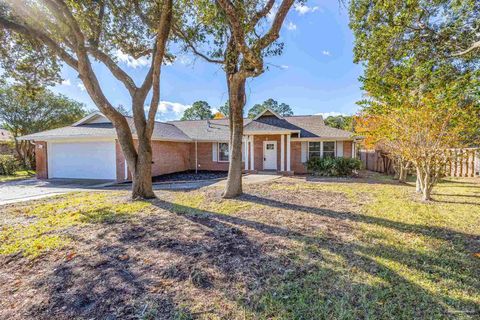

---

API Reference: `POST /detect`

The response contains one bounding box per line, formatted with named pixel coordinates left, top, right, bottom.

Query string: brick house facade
left=26, top=109, right=360, bottom=181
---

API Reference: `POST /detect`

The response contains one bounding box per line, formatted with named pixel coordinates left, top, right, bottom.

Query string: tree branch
left=0, top=16, right=79, bottom=70
left=255, top=0, right=294, bottom=51
left=452, top=40, right=480, bottom=57
left=173, top=25, right=224, bottom=64
left=249, top=0, right=275, bottom=29
left=146, top=0, right=173, bottom=137
left=87, top=46, right=138, bottom=96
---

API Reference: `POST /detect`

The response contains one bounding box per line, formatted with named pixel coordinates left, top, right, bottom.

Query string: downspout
left=195, top=140, right=198, bottom=174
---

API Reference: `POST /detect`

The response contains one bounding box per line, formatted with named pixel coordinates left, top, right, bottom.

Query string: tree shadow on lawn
left=16, top=193, right=479, bottom=319
left=151, top=199, right=479, bottom=318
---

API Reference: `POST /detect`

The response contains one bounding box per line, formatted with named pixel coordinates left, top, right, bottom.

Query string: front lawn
left=0, top=174, right=478, bottom=319
left=0, top=170, right=35, bottom=182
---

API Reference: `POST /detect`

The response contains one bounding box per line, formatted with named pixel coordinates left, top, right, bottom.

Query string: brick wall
left=116, top=140, right=192, bottom=181
left=193, top=142, right=230, bottom=171
left=35, top=141, right=48, bottom=179
left=291, top=141, right=307, bottom=174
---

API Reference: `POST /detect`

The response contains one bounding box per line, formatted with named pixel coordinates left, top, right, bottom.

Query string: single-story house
left=20, top=108, right=361, bottom=181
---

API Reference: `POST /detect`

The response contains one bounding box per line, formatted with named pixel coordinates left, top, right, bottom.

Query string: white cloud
left=77, top=83, right=86, bottom=91
left=61, top=79, right=71, bottom=86
left=115, top=50, right=150, bottom=68
left=176, top=55, right=192, bottom=65
left=294, top=4, right=321, bottom=15
left=322, top=50, right=331, bottom=56
left=150, top=101, right=190, bottom=121
left=280, top=65, right=289, bottom=70
left=286, top=22, right=297, bottom=31
left=316, top=112, right=348, bottom=118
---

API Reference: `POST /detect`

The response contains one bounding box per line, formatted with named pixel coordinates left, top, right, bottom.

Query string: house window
left=308, top=142, right=321, bottom=159
left=323, top=141, right=335, bottom=158
left=308, top=141, right=336, bottom=159
left=218, top=142, right=229, bottom=162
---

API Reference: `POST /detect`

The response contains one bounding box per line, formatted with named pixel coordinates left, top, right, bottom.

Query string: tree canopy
left=0, top=0, right=175, bottom=198
left=350, top=0, right=479, bottom=199
left=324, top=115, right=354, bottom=131
left=181, top=101, right=213, bottom=120
left=0, top=84, right=86, bottom=166
left=247, top=98, right=293, bottom=118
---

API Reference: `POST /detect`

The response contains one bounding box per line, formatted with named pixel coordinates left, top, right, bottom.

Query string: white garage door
left=48, top=141, right=116, bottom=180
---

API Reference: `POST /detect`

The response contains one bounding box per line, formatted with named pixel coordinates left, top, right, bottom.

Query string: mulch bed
left=152, top=170, right=228, bottom=183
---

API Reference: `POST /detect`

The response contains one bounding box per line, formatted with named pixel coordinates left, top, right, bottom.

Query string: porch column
left=280, top=134, right=285, bottom=171
left=286, top=134, right=291, bottom=171
left=250, top=135, right=255, bottom=171
left=244, top=136, right=249, bottom=171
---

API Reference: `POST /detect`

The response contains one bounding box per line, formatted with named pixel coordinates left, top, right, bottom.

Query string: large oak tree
left=178, top=0, right=296, bottom=197
left=0, top=0, right=174, bottom=199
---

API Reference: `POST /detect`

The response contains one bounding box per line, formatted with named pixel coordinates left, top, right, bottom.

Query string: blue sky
left=51, top=0, right=364, bottom=121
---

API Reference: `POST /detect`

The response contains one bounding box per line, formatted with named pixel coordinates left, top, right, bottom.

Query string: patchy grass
left=0, top=174, right=479, bottom=319
left=0, top=192, right=152, bottom=257
left=173, top=191, right=255, bottom=215
left=0, top=170, right=35, bottom=182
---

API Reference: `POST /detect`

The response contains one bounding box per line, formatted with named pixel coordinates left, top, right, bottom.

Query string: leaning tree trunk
left=223, top=75, right=246, bottom=198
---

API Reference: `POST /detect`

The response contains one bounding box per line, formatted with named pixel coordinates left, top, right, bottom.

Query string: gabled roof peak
left=253, top=108, right=284, bottom=120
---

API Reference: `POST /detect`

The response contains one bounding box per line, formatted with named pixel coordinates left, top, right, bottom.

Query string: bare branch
left=452, top=40, right=480, bottom=57
left=87, top=46, right=138, bottom=96
left=146, top=0, right=173, bottom=137
left=173, top=25, right=224, bottom=64
left=249, top=0, right=275, bottom=28
left=255, top=0, right=295, bottom=51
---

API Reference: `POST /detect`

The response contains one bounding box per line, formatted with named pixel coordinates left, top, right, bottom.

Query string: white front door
left=263, top=141, right=277, bottom=170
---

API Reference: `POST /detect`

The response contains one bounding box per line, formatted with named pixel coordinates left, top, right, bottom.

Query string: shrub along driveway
left=0, top=174, right=479, bottom=319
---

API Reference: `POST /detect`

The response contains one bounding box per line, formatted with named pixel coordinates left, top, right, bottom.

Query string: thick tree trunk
left=131, top=147, right=155, bottom=200
left=223, top=75, right=246, bottom=198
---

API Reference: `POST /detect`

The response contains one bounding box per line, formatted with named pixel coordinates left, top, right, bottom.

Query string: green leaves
left=247, top=98, right=293, bottom=118
left=181, top=100, right=214, bottom=120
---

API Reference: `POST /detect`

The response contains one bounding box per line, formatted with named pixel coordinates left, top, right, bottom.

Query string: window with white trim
left=323, top=141, right=335, bottom=158
left=218, top=142, right=229, bottom=162
left=308, top=142, right=321, bottom=159
left=308, top=141, right=336, bottom=159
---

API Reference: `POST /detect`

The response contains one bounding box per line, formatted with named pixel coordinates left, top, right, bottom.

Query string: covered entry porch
left=243, top=133, right=295, bottom=175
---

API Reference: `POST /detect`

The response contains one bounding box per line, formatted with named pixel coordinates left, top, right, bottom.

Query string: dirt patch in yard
left=1, top=176, right=479, bottom=319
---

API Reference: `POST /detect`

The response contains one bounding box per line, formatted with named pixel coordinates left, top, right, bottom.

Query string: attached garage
left=47, top=140, right=116, bottom=180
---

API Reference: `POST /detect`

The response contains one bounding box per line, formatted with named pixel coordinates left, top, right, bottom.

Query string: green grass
left=1, top=175, right=479, bottom=318
left=0, top=192, right=152, bottom=257
left=172, top=191, right=255, bottom=215
left=254, top=176, right=480, bottom=319
left=0, top=170, right=35, bottom=182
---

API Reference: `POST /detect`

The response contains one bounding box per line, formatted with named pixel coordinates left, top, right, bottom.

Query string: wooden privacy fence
left=359, top=148, right=480, bottom=177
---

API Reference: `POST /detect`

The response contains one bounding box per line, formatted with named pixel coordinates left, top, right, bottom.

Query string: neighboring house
left=20, top=109, right=361, bottom=181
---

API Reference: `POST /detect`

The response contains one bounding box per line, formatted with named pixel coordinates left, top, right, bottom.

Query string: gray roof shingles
left=21, top=113, right=353, bottom=141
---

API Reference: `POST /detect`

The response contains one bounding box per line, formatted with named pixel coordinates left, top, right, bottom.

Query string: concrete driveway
left=0, top=174, right=282, bottom=205
left=0, top=178, right=114, bottom=205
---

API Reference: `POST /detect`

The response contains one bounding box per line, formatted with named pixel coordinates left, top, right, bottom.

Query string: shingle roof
left=20, top=117, right=191, bottom=141
left=244, top=115, right=302, bottom=133
left=167, top=119, right=233, bottom=141
left=21, top=112, right=354, bottom=141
